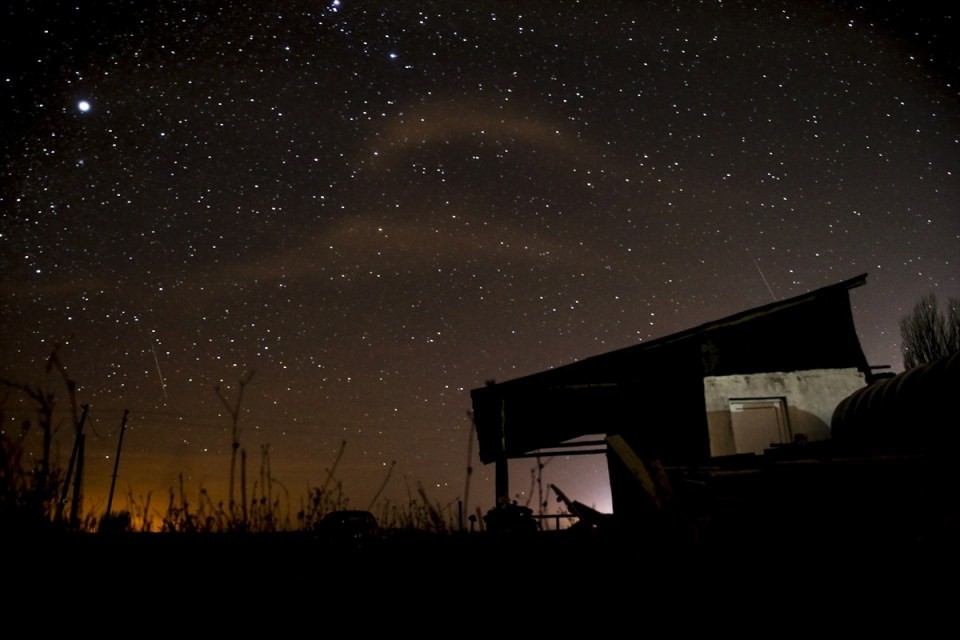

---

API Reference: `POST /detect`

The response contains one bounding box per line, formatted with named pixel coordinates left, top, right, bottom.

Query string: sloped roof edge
left=477, top=273, right=868, bottom=391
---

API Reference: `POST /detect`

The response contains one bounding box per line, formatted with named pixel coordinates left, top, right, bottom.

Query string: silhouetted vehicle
left=316, top=509, right=380, bottom=542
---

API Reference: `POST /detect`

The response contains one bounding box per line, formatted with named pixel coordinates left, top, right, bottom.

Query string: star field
left=1, top=1, right=957, bottom=525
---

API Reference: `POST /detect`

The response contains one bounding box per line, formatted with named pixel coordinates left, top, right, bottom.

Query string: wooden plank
left=606, top=434, right=661, bottom=508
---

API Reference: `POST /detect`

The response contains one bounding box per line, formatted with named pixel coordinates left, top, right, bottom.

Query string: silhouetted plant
left=214, top=369, right=255, bottom=522
left=0, top=425, right=64, bottom=531
left=0, top=352, right=81, bottom=531
left=900, top=293, right=960, bottom=369
left=98, top=510, right=132, bottom=534
left=4, top=352, right=496, bottom=536
left=392, top=481, right=456, bottom=533
left=123, top=489, right=155, bottom=532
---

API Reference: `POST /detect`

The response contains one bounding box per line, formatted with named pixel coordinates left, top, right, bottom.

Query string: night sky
left=2, top=1, right=957, bottom=527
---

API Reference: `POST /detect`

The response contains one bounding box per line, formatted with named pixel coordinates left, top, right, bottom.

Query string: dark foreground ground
left=8, top=518, right=958, bottom=608
left=6, top=452, right=959, bottom=627
left=2, top=518, right=957, bottom=637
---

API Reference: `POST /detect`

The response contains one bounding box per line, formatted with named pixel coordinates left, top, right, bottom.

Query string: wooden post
left=69, top=433, right=85, bottom=528
left=495, top=399, right=509, bottom=503
left=57, top=403, right=89, bottom=524
left=106, top=409, right=129, bottom=518
left=606, top=434, right=662, bottom=508
left=495, top=456, right=509, bottom=504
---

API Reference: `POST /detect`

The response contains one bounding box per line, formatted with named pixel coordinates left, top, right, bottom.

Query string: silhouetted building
left=471, top=273, right=880, bottom=527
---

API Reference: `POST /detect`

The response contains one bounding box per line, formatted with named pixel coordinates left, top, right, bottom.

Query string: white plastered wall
left=703, top=368, right=867, bottom=457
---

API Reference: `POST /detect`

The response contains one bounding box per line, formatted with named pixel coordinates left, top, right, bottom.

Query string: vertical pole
left=69, top=433, right=85, bottom=528
left=496, top=399, right=509, bottom=503
left=495, top=457, right=509, bottom=504
left=57, top=403, right=89, bottom=524
left=106, top=409, right=129, bottom=518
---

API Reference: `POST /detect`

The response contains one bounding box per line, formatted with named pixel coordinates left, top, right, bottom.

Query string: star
left=0, top=1, right=955, bottom=532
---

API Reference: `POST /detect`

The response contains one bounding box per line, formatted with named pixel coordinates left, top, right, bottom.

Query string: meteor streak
left=150, top=340, right=168, bottom=402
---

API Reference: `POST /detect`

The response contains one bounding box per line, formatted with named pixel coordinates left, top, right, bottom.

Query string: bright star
left=77, top=100, right=91, bottom=112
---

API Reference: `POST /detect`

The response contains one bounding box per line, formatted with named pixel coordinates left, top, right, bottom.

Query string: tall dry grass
left=1, top=348, right=548, bottom=537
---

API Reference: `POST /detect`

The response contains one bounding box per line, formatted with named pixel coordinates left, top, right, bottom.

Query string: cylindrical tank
left=831, top=349, right=960, bottom=453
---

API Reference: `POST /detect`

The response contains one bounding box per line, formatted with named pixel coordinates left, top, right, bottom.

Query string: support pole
left=57, top=403, right=88, bottom=525
left=495, top=456, right=509, bottom=504
left=106, top=409, right=129, bottom=518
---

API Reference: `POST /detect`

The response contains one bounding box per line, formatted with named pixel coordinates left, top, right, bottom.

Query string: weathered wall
left=704, top=368, right=866, bottom=457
